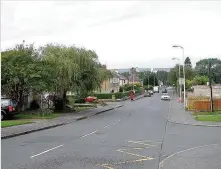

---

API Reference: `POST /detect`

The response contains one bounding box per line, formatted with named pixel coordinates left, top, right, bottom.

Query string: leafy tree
left=156, top=71, right=168, bottom=85
left=1, top=43, right=50, bottom=110
left=195, top=58, right=221, bottom=83
left=192, top=75, right=209, bottom=85
left=143, top=72, right=158, bottom=86
left=185, top=57, right=192, bottom=68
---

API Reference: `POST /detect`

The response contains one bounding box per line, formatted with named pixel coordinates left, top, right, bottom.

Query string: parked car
left=144, top=92, right=151, bottom=97
left=1, top=98, right=19, bottom=120
left=148, top=90, right=154, bottom=95
left=84, top=96, right=97, bottom=103
left=161, top=93, right=170, bottom=101
left=162, top=89, right=167, bottom=93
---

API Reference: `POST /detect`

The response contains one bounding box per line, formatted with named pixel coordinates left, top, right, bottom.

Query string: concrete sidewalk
left=168, top=98, right=221, bottom=127
left=1, top=103, right=123, bottom=139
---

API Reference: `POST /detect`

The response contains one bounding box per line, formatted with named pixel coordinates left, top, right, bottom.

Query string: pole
left=182, top=48, right=186, bottom=108
left=178, top=62, right=181, bottom=99
left=132, top=67, right=134, bottom=92
left=209, top=62, right=214, bottom=112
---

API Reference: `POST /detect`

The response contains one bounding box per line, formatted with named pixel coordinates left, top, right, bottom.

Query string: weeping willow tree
left=40, top=44, right=80, bottom=110
left=41, top=44, right=111, bottom=110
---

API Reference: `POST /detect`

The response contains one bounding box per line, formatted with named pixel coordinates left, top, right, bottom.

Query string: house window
left=113, top=78, right=118, bottom=83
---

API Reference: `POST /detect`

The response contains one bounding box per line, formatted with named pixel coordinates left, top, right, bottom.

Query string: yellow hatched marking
left=116, top=149, right=153, bottom=159
left=127, top=140, right=157, bottom=147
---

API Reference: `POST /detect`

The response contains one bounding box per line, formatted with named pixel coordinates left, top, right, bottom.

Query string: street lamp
left=172, top=45, right=186, bottom=108
left=130, top=67, right=138, bottom=92
left=172, top=57, right=181, bottom=100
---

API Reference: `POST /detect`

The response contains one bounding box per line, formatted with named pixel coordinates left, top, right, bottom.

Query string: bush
left=93, top=91, right=131, bottom=99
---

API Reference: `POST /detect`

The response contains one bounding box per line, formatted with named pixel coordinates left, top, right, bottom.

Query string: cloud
left=1, top=1, right=221, bottom=68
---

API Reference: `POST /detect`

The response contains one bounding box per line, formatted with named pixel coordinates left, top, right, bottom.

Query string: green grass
left=195, top=115, right=221, bottom=122
left=192, top=111, right=221, bottom=116
left=1, top=120, right=33, bottom=128
left=16, top=113, right=60, bottom=119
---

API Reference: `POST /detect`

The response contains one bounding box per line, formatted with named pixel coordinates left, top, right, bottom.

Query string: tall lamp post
left=172, top=45, right=186, bottom=108
left=172, top=57, right=181, bottom=100
left=131, top=67, right=138, bottom=92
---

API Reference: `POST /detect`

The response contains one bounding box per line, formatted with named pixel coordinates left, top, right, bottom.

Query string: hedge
left=94, top=91, right=130, bottom=99
left=93, top=90, right=144, bottom=100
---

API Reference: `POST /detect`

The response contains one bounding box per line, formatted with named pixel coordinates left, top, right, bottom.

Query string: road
left=2, top=92, right=221, bottom=169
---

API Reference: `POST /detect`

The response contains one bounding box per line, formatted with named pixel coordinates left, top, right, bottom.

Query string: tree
left=185, top=57, right=192, bottom=68
left=195, top=58, right=221, bottom=83
left=143, top=72, right=158, bottom=86
left=156, top=71, right=168, bottom=85
left=1, top=43, right=49, bottom=111
left=192, top=75, right=209, bottom=85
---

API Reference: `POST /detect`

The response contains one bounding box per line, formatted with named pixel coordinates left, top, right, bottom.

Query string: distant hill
left=113, top=68, right=152, bottom=73
left=112, top=68, right=171, bottom=73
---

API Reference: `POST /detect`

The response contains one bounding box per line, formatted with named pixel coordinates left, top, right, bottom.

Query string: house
left=119, top=74, right=128, bottom=86
left=98, top=71, right=120, bottom=93
left=128, top=75, right=142, bottom=85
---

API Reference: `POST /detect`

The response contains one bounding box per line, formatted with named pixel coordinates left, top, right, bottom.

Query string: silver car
left=161, top=93, right=170, bottom=100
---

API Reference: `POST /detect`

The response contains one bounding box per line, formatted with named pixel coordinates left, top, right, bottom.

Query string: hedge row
left=93, top=91, right=131, bottom=99
left=93, top=89, right=144, bottom=99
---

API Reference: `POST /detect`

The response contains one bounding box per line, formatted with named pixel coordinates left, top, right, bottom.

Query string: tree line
left=1, top=42, right=112, bottom=110
left=134, top=57, right=221, bottom=90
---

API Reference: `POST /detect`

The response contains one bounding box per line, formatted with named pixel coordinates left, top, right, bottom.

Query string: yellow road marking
left=101, top=157, right=153, bottom=168
left=127, top=140, right=157, bottom=147
left=134, top=147, right=143, bottom=150
left=101, top=164, right=115, bottom=169
left=117, top=149, right=153, bottom=159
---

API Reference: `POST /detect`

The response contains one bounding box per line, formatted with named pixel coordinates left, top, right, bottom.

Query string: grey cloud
left=88, top=1, right=150, bottom=27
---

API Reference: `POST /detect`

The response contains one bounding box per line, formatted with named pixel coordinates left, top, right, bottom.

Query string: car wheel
left=1, top=112, right=5, bottom=121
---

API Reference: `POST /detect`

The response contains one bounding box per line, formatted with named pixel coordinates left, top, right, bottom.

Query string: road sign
left=179, top=78, right=185, bottom=85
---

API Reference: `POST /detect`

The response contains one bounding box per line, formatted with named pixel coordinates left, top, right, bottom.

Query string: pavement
left=1, top=103, right=123, bottom=139
left=168, top=98, right=221, bottom=127
left=2, top=91, right=221, bottom=169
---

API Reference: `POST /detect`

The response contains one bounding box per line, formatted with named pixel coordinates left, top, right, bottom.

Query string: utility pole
left=209, top=62, right=214, bottom=112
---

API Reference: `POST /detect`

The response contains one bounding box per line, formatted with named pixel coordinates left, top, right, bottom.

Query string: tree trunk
left=62, top=90, right=67, bottom=110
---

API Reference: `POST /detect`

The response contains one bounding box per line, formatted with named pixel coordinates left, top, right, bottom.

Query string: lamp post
left=131, top=67, right=138, bottom=92
left=172, top=57, right=181, bottom=100
left=172, top=45, right=186, bottom=108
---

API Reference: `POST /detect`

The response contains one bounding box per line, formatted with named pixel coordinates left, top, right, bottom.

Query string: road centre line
left=80, top=130, right=98, bottom=138
left=30, top=144, right=64, bottom=159
left=30, top=118, right=125, bottom=159
left=103, top=118, right=124, bottom=128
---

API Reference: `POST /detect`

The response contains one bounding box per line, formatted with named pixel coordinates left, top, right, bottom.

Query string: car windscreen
left=1, top=99, right=10, bottom=107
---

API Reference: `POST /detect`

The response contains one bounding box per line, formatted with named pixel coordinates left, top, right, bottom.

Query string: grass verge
left=1, top=120, right=33, bottom=128
left=195, top=115, right=221, bottom=122
left=192, top=111, right=221, bottom=116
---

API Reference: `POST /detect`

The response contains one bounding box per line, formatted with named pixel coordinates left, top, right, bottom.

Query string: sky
left=1, top=1, right=221, bottom=69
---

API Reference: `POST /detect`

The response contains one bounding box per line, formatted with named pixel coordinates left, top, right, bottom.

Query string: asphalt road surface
left=2, top=91, right=221, bottom=169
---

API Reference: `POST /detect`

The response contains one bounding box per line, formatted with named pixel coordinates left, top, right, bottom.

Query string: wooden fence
left=187, top=98, right=221, bottom=112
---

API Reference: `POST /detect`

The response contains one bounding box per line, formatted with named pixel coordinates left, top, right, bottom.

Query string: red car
left=84, top=96, right=97, bottom=103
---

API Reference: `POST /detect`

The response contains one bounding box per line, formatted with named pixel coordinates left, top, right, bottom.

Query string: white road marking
left=104, top=118, right=125, bottom=128
left=30, top=144, right=64, bottom=159
left=80, top=130, right=98, bottom=138
left=104, top=124, right=112, bottom=128
left=159, top=143, right=218, bottom=168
